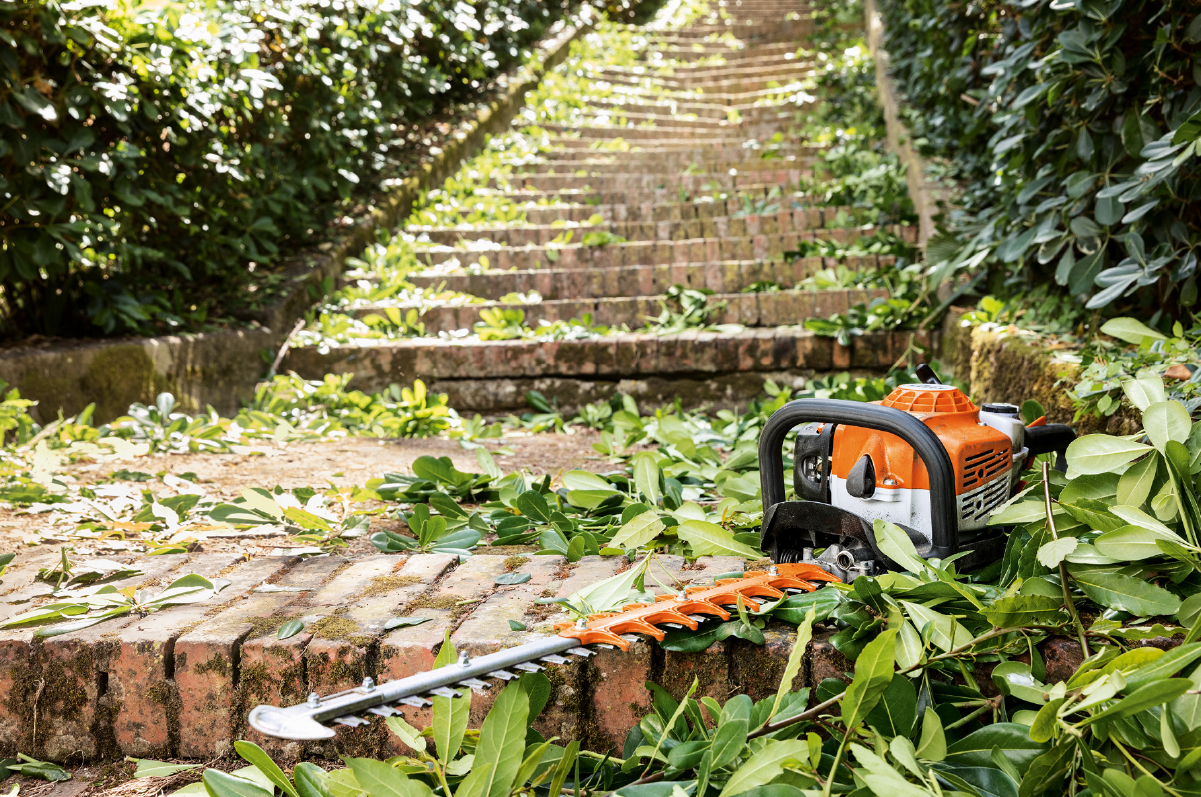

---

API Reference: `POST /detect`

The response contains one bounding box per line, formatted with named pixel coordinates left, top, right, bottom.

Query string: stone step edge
left=282, top=327, right=938, bottom=385
left=409, top=226, right=912, bottom=270
left=408, top=207, right=866, bottom=245
left=351, top=287, right=889, bottom=334
left=393, top=255, right=895, bottom=301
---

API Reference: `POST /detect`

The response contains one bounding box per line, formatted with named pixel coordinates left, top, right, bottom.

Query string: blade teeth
left=400, top=696, right=431, bottom=708
left=620, top=634, right=640, bottom=643
left=515, top=662, right=544, bottom=673
left=540, top=655, right=569, bottom=665
left=567, top=647, right=594, bottom=657
left=489, top=669, right=518, bottom=680
left=459, top=678, right=491, bottom=690
left=367, top=706, right=400, bottom=717
left=429, top=686, right=461, bottom=699
left=663, top=623, right=684, bottom=629
left=595, top=644, right=616, bottom=650
left=333, top=715, right=369, bottom=727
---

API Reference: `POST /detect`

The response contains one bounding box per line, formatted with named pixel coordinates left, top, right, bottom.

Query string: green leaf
left=710, top=716, right=749, bottom=770
left=1100, top=317, right=1167, bottom=345
left=632, top=453, right=663, bottom=506
left=1124, top=643, right=1201, bottom=689
left=458, top=682, right=529, bottom=797
left=1144, top=401, right=1192, bottom=451
left=1066, top=435, right=1153, bottom=475
left=432, top=684, right=471, bottom=763
left=1122, top=377, right=1167, bottom=412
left=202, top=770, right=272, bottom=797
left=561, top=471, right=616, bottom=492
left=916, top=707, right=945, bottom=760
left=1095, top=524, right=1183, bottom=560
left=384, top=617, right=431, bottom=630
left=841, top=628, right=897, bottom=728
left=873, top=519, right=925, bottom=572
left=864, top=673, right=917, bottom=736
left=495, top=572, right=531, bottom=585
left=1117, top=453, right=1159, bottom=506
left=294, top=763, right=332, bottom=797
left=1069, top=567, right=1182, bottom=615
left=945, top=723, right=1048, bottom=770
left=1037, top=537, right=1078, bottom=568
left=980, top=595, right=1064, bottom=628
left=769, top=606, right=814, bottom=720
left=677, top=519, right=761, bottom=558
left=610, top=510, right=665, bottom=551
left=1080, top=679, right=1192, bottom=725
left=716, top=740, right=809, bottom=797
left=508, top=619, right=527, bottom=631
left=234, top=741, right=298, bottom=797
left=277, top=620, right=304, bottom=639
left=132, top=759, right=201, bottom=778
left=1029, top=697, right=1066, bottom=743
left=346, top=758, right=433, bottom=797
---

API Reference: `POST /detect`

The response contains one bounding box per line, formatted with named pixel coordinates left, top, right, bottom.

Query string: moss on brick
left=361, top=575, right=422, bottom=598
left=193, top=653, right=230, bottom=678
left=309, top=617, right=362, bottom=641
left=503, top=555, right=529, bottom=572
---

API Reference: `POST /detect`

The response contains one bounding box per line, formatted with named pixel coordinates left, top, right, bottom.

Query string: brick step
left=282, top=326, right=927, bottom=388
left=422, top=193, right=824, bottom=227
left=511, top=152, right=811, bottom=172
left=412, top=227, right=897, bottom=271
left=553, top=107, right=803, bottom=129
left=525, top=142, right=824, bottom=161
left=355, top=287, right=885, bottom=334
left=635, top=41, right=803, bottom=61
left=400, top=255, right=893, bottom=301
left=597, top=59, right=813, bottom=83
left=498, top=167, right=807, bottom=192
left=481, top=181, right=821, bottom=207
left=575, top=97, right=803, bottom=119
left=665, top=20, right=813, bottom=40
left=583, top=71, right=810, bottom=94
left=562, top=82, right=819, bottom=104
left=511, top=157, right=811, bottom=177
left=410, top=206, right=854, bottom=246
left=575, top=97, right=802, bottom=120
left=535, top=122, right=797, bottom=141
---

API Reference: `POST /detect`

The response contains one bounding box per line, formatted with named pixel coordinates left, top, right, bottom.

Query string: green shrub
left=0, top=0, right=578, bottom=338
left=880, top=0, right=1201, bottom=324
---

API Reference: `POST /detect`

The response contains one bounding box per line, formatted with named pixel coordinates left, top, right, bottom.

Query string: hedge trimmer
left=250, top=369, right=1075, bottom=740
left=248, top=563, right=837, bottom=740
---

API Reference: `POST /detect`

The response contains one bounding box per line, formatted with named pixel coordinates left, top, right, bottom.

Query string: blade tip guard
left=248, top=705, right=337, bottom=740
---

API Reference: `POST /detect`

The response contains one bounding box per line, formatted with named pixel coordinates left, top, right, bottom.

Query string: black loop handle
left=757, top=398, right=960, bottom=559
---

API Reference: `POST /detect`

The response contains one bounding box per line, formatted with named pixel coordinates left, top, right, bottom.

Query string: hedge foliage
left=879, top=0, right=1201, bottom=325
left=0, top=0, right=579, bottom=338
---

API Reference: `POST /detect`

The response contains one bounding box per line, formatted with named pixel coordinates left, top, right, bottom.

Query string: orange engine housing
left=830, top=385, right=1013, bottom=495
left=802, top=384, right=1023, bottom=537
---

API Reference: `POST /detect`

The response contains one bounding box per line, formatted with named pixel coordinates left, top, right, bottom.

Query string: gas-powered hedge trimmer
left=249, top=367, right=1074, bottom=741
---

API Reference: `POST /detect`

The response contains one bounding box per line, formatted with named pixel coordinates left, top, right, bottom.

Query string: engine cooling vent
left=961, top=447, right=1011, bottom=490
left=961, top=476, right=1010, bottom=523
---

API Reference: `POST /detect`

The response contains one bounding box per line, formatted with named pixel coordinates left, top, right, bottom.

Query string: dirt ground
left=0, top=430, right=612, bottom=552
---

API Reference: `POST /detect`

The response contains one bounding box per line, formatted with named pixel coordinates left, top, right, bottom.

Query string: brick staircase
left=283, top=0, right=931, bottom=413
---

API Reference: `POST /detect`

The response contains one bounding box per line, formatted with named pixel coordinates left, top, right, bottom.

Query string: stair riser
left=534, top=122, right=804, bottom=141
left=399, top=255, right=894, bottom=301
left=517, top=144, right=824, bottom=162
left=282, top=329, right=934, bottom=393
left=413, top=206, right=853, bottom=245
left=412, top=227, right=908, bottom=271
left=509, top=157, right=814, bottom=176
left=355, top=288, right=887, bottom=334
left=494, top=168, right=808, bottom=192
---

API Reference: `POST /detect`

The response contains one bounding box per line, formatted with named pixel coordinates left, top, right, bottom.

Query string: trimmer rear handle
left=757, top=398, right=961, bottom=560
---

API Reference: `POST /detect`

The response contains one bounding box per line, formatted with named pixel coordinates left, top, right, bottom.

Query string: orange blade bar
left=553, top=563, right=840, bottom=650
